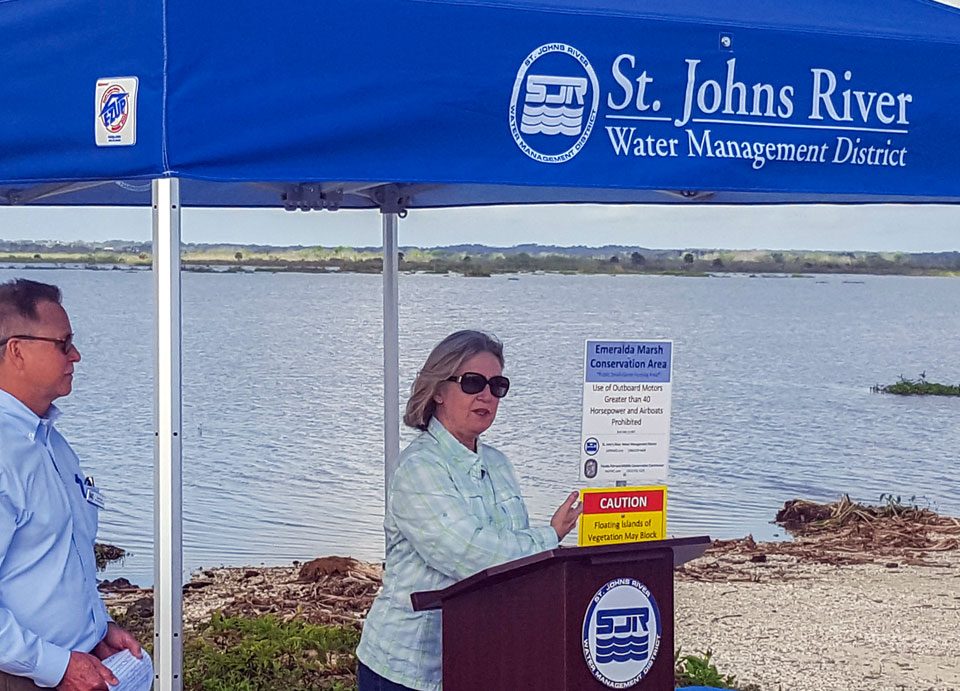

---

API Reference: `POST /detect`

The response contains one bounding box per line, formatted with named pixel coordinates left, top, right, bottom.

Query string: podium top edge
left=411, top=535, right=710, bottom=611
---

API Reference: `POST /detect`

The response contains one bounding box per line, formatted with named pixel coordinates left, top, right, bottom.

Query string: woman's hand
left=550, top=491, right=583, bottom=540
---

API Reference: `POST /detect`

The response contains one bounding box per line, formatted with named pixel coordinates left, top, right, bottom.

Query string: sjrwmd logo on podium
left=582, top=578, right=662, bottom=688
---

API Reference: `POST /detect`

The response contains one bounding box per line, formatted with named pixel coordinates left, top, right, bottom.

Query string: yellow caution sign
left=577, top=486, right=667, bottom=547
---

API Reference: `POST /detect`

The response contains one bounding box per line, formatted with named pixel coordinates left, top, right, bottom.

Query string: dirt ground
left=102, top=498, right=960, bottom=691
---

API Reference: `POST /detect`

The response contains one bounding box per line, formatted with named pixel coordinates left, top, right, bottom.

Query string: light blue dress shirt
left=357, top=417, right=558, bottom=690
left=0, top=389, right=110, bottom=687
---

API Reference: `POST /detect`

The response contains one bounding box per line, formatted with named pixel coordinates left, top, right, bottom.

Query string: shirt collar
left=0, top=388, right=61, bottom=441
left=427, top=416, right=486, bottom=480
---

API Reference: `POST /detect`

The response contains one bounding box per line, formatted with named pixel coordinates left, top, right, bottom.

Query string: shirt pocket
left=464, top=493, right=491, bottom=525
left=494, top=493, right=529, bottom=531
left=76, top=488, right=100, bottom=538
left=24, top=475, right=72, bottom=536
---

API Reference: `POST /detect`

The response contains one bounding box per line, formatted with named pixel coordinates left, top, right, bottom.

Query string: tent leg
left=152, top=178, right=184, bottom=691
left=383, top=212, right=400, bottom=517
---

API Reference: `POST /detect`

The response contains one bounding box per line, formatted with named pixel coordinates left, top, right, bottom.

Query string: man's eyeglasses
left=0, top=334, right=75, bottom=354
left=446, top=372, right=511, bottom=398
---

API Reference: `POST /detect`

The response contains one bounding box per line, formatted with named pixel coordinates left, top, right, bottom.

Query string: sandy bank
left=102, top=500, right=960, bottom=690
left=676, top=547, right=959, bottom=690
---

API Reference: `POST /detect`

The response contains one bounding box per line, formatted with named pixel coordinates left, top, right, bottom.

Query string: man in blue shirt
left=0, top=279, right=143, bottom=690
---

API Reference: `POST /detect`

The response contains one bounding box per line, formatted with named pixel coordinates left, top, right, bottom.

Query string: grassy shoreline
left=2, top=250, right=960, bottom=277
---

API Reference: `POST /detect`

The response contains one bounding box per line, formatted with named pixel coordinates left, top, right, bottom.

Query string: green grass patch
left=675, top=649, right=760, bottom=690
left=115, top=609, right=752, bottom=690
left=183, top=613, right=359, bottom=691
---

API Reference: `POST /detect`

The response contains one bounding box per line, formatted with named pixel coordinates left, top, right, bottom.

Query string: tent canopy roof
left=2, top=0, right=960, bottom=208
left=461, top=0, right=960, bottom=42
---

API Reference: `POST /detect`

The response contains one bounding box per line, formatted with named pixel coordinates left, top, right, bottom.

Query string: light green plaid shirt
left=357, top=417, right=558, bottom=690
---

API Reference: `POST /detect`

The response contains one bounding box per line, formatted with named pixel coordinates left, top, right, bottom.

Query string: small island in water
left=873, top=373, right=960, bottom=397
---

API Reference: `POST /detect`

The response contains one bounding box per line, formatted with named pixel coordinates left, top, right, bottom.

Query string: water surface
left=4, top=268, right=955, bottom=585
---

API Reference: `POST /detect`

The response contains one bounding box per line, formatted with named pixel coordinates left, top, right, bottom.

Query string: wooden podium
left=412, top=537, right=709, bottom=691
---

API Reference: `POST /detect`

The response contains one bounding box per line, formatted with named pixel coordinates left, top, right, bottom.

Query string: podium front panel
left=565, top=547, right=675, bottom=691
left=441, top=546, right=675, bottom=690
left=442, top=563, right=567, bottom=689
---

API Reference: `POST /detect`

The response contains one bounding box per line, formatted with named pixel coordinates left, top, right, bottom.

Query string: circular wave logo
left=582, top=578, right=662, bottom=688
left=509, top=43, right=600, bottom=164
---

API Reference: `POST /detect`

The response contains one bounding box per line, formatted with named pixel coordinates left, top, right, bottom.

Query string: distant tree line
left=1, top=241, right=959, bottom=277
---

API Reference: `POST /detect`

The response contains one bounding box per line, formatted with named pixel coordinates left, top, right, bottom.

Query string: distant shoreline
left=1, top=256, right=958, bottom=278
left=2, top=241, right=959, bottom=277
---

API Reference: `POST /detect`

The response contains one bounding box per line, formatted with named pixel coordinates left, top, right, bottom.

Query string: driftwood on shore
left=103, top=497, right=959, bottom=628
left=94, top=543, right=126, bottom=570
left=105, top=556, right=382, bottom=641
left=678, top=495, right=960, bottom=582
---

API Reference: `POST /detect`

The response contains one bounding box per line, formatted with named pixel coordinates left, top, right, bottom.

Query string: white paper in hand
left=102, top=649, right=154, bottom=691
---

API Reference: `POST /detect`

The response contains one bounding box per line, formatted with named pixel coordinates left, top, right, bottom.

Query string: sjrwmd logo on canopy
left=95, top=76, right=138, bottom=147
left=582, top=578, right=661, bottom=688
left=509, top=43, right=600, bottom=163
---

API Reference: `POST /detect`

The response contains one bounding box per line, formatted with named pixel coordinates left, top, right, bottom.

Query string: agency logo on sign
left=509, top=43, right=599, bottom=164
left=582, top=578, right=661, bottom=688
left=95, top=77, right=138, bottom=146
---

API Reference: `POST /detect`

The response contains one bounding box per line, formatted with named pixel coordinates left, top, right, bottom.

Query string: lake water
left=3, top=267, right=957, bottom=586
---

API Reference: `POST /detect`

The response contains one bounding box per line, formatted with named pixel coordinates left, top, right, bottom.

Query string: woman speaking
left=356, top=330, right=581, bottom=691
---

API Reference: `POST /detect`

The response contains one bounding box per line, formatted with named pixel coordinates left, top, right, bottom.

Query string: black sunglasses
left=446, top=372, right=511, bottom=398
left=0, top=334, right=75, bottom=355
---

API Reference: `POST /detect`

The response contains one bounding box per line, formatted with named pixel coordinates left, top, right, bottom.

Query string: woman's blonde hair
left=404, top=330, right=505, bottom=430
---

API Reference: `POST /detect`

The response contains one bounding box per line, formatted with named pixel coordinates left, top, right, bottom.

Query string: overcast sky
left=0, top=204, right=957, bottom=252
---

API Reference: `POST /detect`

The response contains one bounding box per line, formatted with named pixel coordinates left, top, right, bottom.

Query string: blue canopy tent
left=3, top=0, right=960, bottom=688
left=6, top=0, right=960, bottom=204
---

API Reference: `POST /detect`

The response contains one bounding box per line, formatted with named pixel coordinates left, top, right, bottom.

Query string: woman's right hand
left=550, top=491, right=583, bottom=540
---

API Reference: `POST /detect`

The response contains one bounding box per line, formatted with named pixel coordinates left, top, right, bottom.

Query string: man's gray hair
left=0, top=278, right=63, bottom=350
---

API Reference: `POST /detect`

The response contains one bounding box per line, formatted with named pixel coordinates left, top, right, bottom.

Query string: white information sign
left=580, top=339, right=673, bottom=484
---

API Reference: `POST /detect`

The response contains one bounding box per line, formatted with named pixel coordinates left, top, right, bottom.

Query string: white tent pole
left=152, top=178, right=184, bottom=691
left=382, top=211, right=400, bottom=512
